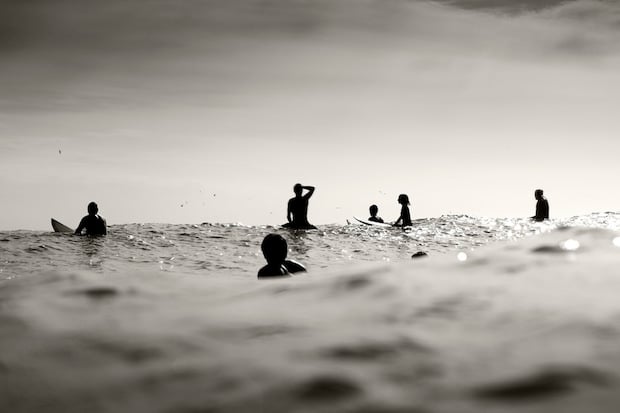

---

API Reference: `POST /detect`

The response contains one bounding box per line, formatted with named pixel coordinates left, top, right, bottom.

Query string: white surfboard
left=51, top=218, right=74, bottom=233
left=353, top=217, right=393, bottom=227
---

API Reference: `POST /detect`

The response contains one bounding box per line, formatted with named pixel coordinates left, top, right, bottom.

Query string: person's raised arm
left=302, top=186, right=315, bottom=199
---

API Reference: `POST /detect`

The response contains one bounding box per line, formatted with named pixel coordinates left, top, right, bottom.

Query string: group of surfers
left=70, top=184, right=550, bottom=279
left=280, top=183, right=550, bottom=230
left=259, top=184, right=550, bottom=278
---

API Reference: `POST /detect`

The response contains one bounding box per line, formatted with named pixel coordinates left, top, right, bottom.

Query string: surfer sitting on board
left=531, top=189, right=549, bottom=222
left=75, top=201, right=107, bottom=236
left=283, top=183, right=316, bottom=229
left=393, top=194, right=412, bottom=227
left=258, top=234, right=307, bottom=278
left=368, top=204, right=384, bottom=223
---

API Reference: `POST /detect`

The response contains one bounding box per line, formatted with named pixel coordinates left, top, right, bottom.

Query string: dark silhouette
left=75, top=202, right=107, bottom=236
left=258, top=234, right=307, bottom=278
left=531, top=189, right=549, bottom=222
left=282, top=183, right=316, bottom=229
left=368, top=204, right=384, bottom=223
left=393, top=194, right=412, bottom=227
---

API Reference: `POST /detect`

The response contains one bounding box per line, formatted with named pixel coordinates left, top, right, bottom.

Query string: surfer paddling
left=283, top=183, right=316, bottom=230
left=368, top=204, right=384, bottom=223
left=531, top=189, right=549, bottom=222
left=393, top=194, right=412, bottom=227
left=75, top=201, right=107, bottom=236
left=258, top=234, right=307, bottom=278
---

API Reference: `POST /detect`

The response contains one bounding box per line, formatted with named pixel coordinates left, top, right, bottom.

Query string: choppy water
left=2, top=213, right=620, bottom=412
left=2, top=213, right=620, bottom=280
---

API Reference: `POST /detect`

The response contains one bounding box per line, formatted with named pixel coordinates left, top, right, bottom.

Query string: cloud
left=434, top=0, right=570, bottom=14
left=2, top=0, right=620, bottom=114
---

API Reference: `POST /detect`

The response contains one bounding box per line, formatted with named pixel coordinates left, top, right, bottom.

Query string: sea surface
left=2, top=213, right=620, bottom=412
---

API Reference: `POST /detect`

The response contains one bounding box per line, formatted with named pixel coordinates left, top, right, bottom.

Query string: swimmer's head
left=261, top=234, right=288, bottom=265
left=398, top=194, right=410, bottom=205
left=535, top=189, right=544, bottom=199
left=293, top=183, right=303, bottom=196
left=369, top=204, right=379, bottom=216
left=87, top=202, right=99, bottom=215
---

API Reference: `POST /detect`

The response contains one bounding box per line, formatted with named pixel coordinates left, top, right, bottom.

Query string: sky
left=1, top=0, right=620, bottom=230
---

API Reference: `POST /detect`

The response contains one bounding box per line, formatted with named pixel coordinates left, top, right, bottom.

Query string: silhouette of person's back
left=532, top=189, right=549, bottom=222
left=283, top=183, right=316, bottom=229
left=75, top=202, right=107, bottom=236
left=368, top=204, right=384, bottom=223
left=257, top=234, right=306, bottom=278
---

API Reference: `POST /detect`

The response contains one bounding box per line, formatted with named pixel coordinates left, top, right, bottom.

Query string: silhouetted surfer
left=258, top=234, right=307, bottom=278
left=394, top=194, right=412, bottom=227
left=531, top=189, right=549, bottom=222
left=368, top=204, right=384, bottom=223
left=75, top=201, right=107, bottom=235
left=283, top=183, right=316, bottom=229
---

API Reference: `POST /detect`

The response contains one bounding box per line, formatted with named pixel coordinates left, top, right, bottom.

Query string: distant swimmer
left=368, top=204, right=384, bottom=223
left=393, top=194, right=412, bottom=227
left=75, top=201, right=107, bottom=236
left=258, top=234, right=307, bottom=278
left=531, top=189, right=549, bottom=222
left=282, top=183, right=316, bottom=230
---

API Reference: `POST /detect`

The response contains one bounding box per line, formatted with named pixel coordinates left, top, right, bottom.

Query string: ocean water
left=2, top=213, right=620, bottom=412
left=5, top=213, right=619, bottom=281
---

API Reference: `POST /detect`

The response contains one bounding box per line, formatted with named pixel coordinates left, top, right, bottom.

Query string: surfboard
left=51, top=218, right=74, bottom=233
left=353, top=217, right=393, bottom=227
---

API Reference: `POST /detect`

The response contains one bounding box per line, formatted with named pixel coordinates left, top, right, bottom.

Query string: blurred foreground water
left=2, top=213, right=620, bottom=412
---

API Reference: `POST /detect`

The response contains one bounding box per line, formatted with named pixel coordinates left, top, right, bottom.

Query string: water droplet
left=613, top=237, right=620, bottom=248
left=457, top=252, right=468, bottom=262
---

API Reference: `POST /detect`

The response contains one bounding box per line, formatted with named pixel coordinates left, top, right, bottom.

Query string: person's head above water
left=293, top=183, right=303, bottom=196
left=87, top=201, right=99, bottom=215
left=369, top=204, right=379, bottom=216
left=261, top=233, right=288, bottom=265
left=398, top=194, right=410, bottom=205
left=535, top=189, right=544, bottom=200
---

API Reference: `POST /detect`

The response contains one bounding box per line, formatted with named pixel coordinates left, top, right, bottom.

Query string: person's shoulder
left=258, top=265, right=290, bottom=278
left=284, top=260, right=306, bottom=274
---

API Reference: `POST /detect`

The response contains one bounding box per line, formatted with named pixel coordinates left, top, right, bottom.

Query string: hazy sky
left=2, top=0, right=620, bottom=230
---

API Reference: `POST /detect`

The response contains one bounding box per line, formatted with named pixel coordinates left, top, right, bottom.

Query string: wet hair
left=261, top=234, right=288, bottom=265
left=293, top=183, right=302, bottom=195
left=398, top=194, right=410, bottom=205
left=87, top=202, right=99, bottom=215
left=535, top=189, right=544, bottom=197
left=369, top=204, right=378, bottom=215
